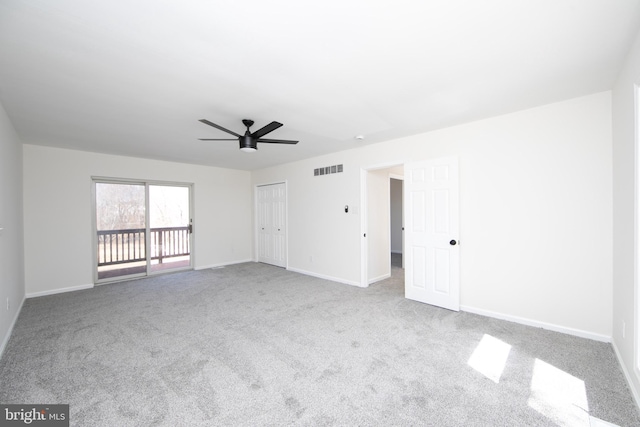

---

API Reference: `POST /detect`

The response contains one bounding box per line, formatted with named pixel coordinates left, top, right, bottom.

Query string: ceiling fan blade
left=198, top=138, right=238, bottom=141
left=199, top=119, right=241, bottom=137
left=257, top=138, right=299, bottom=144
left=251, top=121, right=283, bottom=139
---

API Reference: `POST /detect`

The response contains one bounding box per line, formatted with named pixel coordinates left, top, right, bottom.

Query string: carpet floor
left=0, top=262, right=638, bottom=426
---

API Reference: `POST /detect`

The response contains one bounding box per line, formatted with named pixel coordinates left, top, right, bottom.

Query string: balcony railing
left=97, top=226, right=190, bottom=266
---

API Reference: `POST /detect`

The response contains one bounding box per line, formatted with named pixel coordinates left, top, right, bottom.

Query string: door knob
left=449, top=240, right=457, bottom=246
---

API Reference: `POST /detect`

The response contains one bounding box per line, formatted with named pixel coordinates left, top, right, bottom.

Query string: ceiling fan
left=199, top=119, right=298, bottom=152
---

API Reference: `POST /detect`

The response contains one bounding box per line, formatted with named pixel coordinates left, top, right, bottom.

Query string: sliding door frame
left=91, top=176, right=195, bottom=284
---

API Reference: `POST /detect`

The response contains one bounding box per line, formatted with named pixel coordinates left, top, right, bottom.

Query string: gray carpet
left=1, top=262, right=639, bottom=426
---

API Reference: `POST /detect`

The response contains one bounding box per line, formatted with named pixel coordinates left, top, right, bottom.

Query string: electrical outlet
left=623, top=321, right=626, bottom=339
left=309, top=255, right=313, bottom=263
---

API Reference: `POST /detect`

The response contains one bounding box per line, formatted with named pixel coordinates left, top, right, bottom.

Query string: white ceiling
left=1, top=0, right=639, bottom=171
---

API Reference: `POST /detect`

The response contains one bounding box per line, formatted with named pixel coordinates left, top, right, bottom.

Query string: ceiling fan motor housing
left=240, top=135, right=257, bottom=151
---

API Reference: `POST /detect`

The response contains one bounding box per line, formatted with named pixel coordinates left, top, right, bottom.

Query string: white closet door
left=257, top=183, right=287, bottom=267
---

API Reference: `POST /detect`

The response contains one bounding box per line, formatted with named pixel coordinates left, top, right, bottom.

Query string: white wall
left=0, top=101, right=25, bottom=356
left=253, top=158, right=362, bottom=285
left=23, top=145, right=252, bottom=295
left=612, top=29, right=640, bottom=404
left=253, top=91, right=613, bottom=339
left=390, top=178, right=403, bottom=254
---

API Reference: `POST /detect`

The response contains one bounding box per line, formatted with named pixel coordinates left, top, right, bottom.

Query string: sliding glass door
left=149, top=185, right=191, bottom=273
left=95, top=182, right=147, bottom=280
left=94, top=179, right=193, bottom=282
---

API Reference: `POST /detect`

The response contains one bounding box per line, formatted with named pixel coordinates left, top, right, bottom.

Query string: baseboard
left=287, top=267, right=364, bottom=287
left=612, top=340, right=640, bottom=411
left=195, top=259, right=253, bottom=270
left=0, top=295, right=25, bottom=360
left=26, top=283, right=94, bottom=299
left=369, top=273, right=391, bottom=285
left=460, top=305, right=611, bottom=343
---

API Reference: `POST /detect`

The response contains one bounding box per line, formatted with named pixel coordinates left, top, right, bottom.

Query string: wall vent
left=314, top=164, right=343, bottom=177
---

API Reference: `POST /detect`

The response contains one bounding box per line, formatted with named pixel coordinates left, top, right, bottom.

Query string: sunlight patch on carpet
left=528, top=358, right=589, bottom=426
left=467, top=334, right=511, bottom=383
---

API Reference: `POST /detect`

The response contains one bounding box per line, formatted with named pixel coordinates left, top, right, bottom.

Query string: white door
left=257, top=183, right=287, bottom=267
left=404, top=157, right=459, bottom=311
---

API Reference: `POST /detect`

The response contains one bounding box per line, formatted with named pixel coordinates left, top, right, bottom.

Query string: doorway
left=390, top=176, right=404, bottom=269
left=363, top=165, right=404, bottom=285
left=362, top=158, right=460, bottom=311
left=93, top=179, right=193, bottom=282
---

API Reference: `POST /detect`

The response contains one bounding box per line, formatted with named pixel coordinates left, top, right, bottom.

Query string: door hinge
left=188, top=224, right=193, bottom=234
